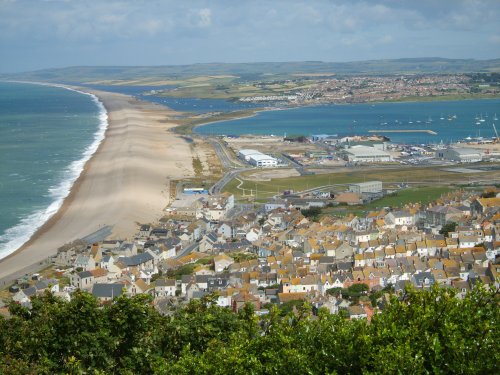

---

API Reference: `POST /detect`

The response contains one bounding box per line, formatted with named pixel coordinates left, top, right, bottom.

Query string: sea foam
left=0, top=85, right=108, bottom=260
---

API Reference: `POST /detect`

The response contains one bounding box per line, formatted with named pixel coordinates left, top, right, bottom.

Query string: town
left=3, top=181, right=498, bottom=320
left=181, top=73, right=500, bottom=105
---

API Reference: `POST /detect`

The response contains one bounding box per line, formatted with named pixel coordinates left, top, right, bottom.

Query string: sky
left=1, top=0, right=499, bottom=73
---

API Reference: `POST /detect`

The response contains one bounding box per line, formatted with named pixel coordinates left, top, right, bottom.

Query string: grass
left=192, top=157, right=204, bottom=176
left=322, top=186, right=452, bottom=216
left=157, top=77, right=316, bottom=100
left=223, top=166, right=469, bottom=200
left=173, top=108, right=262, bottom=135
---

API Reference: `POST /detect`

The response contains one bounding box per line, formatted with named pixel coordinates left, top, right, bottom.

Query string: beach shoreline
left=0, top=86, right=196, bottom=282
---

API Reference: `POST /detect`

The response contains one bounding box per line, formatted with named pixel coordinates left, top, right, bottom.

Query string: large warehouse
left=238, top=149, right=278, bottom=167
left=343, top=145, right=392, bottom=163
left=435, top=147, right=483, bottom=163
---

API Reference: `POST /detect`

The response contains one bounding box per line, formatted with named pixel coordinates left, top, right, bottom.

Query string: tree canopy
left=0, top=285, right=498, bottom=374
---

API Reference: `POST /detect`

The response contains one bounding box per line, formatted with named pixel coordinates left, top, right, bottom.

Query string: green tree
left=439, top=221, right=457, bottom=237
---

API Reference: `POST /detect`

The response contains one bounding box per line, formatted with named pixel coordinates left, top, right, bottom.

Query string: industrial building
left=238, top=149, right=278, bottom=167
left=343, top=145, right=392, bottom=163
left=348, top=181, right=383, bottom=194
left=435, top=148, right=482, bottom=163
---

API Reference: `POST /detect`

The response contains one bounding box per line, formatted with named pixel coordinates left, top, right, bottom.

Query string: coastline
left=0, top=83, right=109, bottom=260
left=192, top=105, right=310, bottom=134
left=193, top=97, right=500, bottom=142
left=0, top=86, right=197, bottom=282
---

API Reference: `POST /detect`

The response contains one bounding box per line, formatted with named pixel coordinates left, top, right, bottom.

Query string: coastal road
left=207, top=136, right=253, bottom=194
left=210, top=168, right=248, bottom=195
left=279, top=153, right=308, bottom=175
left=81, top=225, right=114, bottom=244
left=207, top=137, right=246, bottom=169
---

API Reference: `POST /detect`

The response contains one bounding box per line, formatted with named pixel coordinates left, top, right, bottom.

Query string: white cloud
left=199, top=8, right=212, bottom=27
left=190, top=8, right=211, bottom=28
left=0, top=0, right=499, bottom=72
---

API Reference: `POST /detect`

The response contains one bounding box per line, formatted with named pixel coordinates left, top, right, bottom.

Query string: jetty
left=369, top=129, right=437, bottom=135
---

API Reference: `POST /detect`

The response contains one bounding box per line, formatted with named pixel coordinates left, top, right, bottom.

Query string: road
left=81, top=225, right=114, bottom=244
left=207, top=137, right=245, bottom=169
left=210, top=168, right=248, bottom=194
left=280, top=153, right=308, bottom=175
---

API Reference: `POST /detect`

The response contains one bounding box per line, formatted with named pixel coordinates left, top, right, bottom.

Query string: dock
left=368, top=129, right=437, bottom=135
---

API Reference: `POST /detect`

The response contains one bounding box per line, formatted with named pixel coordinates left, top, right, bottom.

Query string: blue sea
left=0, top=82, right=106, bottom=259
left=195, top=99, right=500, bottom=144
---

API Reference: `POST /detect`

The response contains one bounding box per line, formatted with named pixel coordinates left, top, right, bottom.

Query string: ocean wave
left=0, top=86, right=108, bottom=260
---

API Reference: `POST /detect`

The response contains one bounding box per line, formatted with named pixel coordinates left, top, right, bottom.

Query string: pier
left=369, top=129, right=438, bottom=135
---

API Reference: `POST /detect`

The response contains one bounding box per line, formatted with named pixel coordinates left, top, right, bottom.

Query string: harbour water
left=82, top=84, right=261, bottom=113
left=195, top=99, right=500, bottom=144
left=0, top=82, right=106, bottom=259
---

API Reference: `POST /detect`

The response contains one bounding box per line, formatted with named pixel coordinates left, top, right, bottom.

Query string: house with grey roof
left=91, top=283, right=126, bottom=302
left=71, top=271, right=94, bottom=290
left=155, top=279, right=177, bottom=297
left=74, top=255, right=96, bottom=271
left=425, top=205, right=463, bottom=226
left=411, top=272, right=435, bottom=289
left=35, top=279, right=59, bottom=293
left=116, top=242, right=138, bottom=257
left=118, top=252, right=155, bottom=271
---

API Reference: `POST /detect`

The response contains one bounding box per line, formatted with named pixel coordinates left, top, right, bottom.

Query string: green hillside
left=3, top=58, right=500, bottom=84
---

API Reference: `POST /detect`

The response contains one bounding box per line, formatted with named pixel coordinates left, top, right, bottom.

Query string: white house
left=213, top=254, right=234, bottom=273
left=385, top=211, right=414, bottom=227
left=155, top=279, right=177, bottom=297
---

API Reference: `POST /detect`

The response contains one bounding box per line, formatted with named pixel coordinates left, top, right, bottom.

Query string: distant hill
left=2, top=57, right=500, bottom=83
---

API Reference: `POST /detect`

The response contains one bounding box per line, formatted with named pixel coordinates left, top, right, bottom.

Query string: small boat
left=494, top=113, right=498, bottom=121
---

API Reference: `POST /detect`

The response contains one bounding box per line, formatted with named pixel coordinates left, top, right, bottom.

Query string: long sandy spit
left=0, top=89, right=195, bottom=281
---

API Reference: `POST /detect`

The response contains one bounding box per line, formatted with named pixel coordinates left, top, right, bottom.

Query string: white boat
left=494, top=113, right=498, bottom=121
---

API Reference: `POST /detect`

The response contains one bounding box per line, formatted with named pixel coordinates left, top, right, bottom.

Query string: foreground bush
left=0, top=286, right=498, bottom=374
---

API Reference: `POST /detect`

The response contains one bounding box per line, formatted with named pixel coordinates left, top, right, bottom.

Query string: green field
left=5, top=58, right=500, bottom=83
left=323, top=186, right=453, bottom=216
left=223, top=166, right=470, bottom=201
